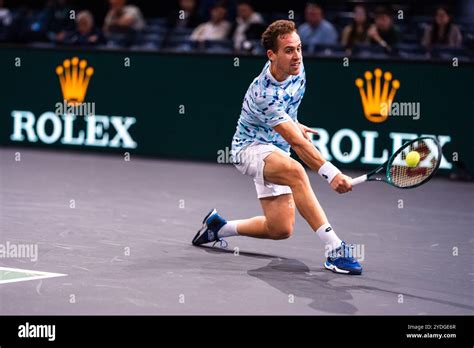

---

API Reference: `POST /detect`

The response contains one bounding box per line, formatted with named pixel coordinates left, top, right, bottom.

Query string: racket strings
left=389, top=139, right=439, bottom=188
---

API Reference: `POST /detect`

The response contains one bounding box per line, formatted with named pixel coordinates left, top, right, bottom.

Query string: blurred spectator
left=341, top=5, right=370, bottom=52
left=197, top=0, right=236, bottom=23
left=367, top=6, right=399, bottom=52
left=298, top=2, right=338, bottom=46
left=232, top=1, right=264, bottom=51
left=21, top=7, right=51, bottom=42
left=0, top=0, right=12, bottom=40
left=46, top=0, right=74, bottom=40
left=103, top=0, right=145, bottom=34
left=168, top=0, right=201, bottom=29
left=421, top=6, right=462, bottom=49
left=11, top=1, right=66, bottom=42
left=190, top=3, right=231, bottom=41
left=0, top=0, right=12, bottom=27
left=55, top=10, right=104, bottom=46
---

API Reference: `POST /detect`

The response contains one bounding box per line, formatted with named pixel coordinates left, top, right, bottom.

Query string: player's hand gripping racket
left=351, top=136, right=442, bottom=189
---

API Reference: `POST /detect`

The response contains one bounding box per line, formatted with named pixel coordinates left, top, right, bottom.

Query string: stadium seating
left=164, top=38, right=196, bottom=52
left=203, top=40, right=233, bottom=53
left=395, top=43, right=429, bottom=60
left=1, top=6, right=473, bottom=62
left=431, top=46, right=471, bottom=61
left=309, top=43, right=346, bottom=57
left=133, top=33, right=165, bottom=50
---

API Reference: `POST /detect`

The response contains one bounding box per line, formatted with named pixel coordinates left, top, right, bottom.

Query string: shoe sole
left=324, top=262, right=362, bottom=275
left=192, top=209, right=217, bottom=246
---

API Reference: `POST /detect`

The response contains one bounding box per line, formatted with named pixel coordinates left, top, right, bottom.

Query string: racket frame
left=351, top=136, right=442, bottom=189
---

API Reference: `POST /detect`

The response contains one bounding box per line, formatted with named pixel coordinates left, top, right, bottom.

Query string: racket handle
left=351, top=174, right=367, bottom=186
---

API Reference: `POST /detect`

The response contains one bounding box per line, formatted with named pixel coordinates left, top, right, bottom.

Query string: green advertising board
left=0, top=46, right=473, bottom=173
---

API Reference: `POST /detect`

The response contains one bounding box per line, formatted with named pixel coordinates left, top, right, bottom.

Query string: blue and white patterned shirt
left=231, top=60, right=306, bottom=160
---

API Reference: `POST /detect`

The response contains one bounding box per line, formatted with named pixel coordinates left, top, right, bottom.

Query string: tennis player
left=193, top=20, right=362, bottom=275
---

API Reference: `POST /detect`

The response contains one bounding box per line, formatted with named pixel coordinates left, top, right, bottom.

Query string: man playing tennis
left=192, top=20, right=362, bottom=275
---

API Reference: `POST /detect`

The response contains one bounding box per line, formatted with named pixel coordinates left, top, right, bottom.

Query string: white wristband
left=318, top=161, right=341, bottom=184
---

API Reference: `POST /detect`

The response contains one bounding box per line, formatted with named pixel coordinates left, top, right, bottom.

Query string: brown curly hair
left=261, top=20, right=297, bottom=52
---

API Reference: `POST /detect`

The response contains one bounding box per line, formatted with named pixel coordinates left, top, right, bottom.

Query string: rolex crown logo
left=56, top=57, right=94, bottom=106
left=355, top=68, right=400, bottom=123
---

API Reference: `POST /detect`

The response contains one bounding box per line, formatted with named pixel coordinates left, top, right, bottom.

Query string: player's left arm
left=274, top=120, right=352, bottom=193
left=294, top=65, right=315, bottom=142
left=296, top=121, right=318, bottom=143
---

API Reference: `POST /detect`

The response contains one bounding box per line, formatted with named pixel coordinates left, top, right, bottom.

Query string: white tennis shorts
left=234, top=143, right=292, bottom=199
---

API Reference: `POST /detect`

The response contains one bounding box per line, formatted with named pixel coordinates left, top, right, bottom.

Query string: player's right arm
left=253, top=88, right=350, bottom=193
left=274, top=120, right=352, bottom=193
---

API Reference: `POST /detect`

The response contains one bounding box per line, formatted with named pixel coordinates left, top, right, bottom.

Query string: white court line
left=0, top=266, right=67, bottom=285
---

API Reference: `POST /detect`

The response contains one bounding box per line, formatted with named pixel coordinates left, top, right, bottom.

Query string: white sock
left=315, top=223, right=342, bottom=251
left=217, top=220, right=239, bottom=238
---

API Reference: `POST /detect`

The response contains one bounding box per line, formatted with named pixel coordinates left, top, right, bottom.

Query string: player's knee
left=288, top=162, right=306, bottom=186
left=270, top=225, right=294, bottom=240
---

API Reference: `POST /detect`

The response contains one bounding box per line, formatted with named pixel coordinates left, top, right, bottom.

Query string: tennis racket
left=351, top=136, right=442, bottom=189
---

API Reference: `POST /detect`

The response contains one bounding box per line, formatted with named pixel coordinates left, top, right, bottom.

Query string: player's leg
left=261, top=150, right=329, bottom=232
left=261, top=150, right=361, bottom=274
left=192, top=144, right=296, bottom=244
left=192, top=145, right=326, bottom=242
left=191, top=144, right=361, bottom=274
left=192, top=148, right=327, bottom=243
left=192, top=193, right=295, bottom=243
left=236, top=193, right=295, bottom=240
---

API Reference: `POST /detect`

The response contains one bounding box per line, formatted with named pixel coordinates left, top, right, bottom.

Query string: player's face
left=272, top=31, right=302, bottom=77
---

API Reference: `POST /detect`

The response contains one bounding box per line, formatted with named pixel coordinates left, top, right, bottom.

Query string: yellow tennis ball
left=405, top=151, right=420, bottom=167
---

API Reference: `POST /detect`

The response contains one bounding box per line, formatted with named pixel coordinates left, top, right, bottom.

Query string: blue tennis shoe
left=324, top=241, right=362, bottom=275
left=192, top=209, right=227, bottom=246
